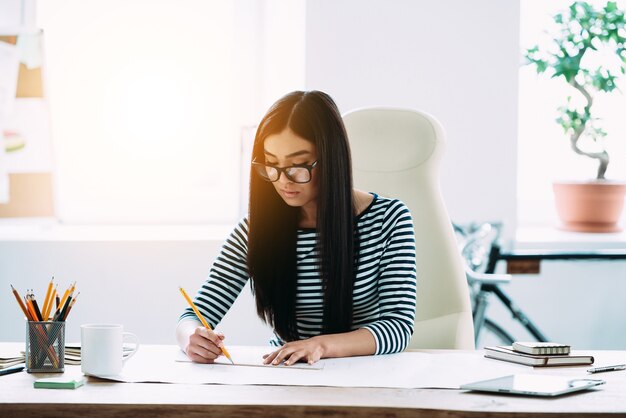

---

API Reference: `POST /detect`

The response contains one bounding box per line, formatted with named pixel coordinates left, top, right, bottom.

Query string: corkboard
left=0, top=35, right=43, bottom=98
left=0, top=35, right=17, bottom=44
left=0, top=33, right=52, bottom=217
left=15, top=64, right=43, bottom=97
left=0, top=173, right=54, bottom=217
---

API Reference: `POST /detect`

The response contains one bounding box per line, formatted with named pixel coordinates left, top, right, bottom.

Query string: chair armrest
left=465, top=269, right=512, bottom=285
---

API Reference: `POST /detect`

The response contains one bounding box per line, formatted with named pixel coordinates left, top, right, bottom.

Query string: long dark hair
left=247, top=90, right=356, bottom=342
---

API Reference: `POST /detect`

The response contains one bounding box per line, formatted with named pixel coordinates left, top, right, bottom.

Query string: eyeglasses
left=252, top=160, right=318, bottom=184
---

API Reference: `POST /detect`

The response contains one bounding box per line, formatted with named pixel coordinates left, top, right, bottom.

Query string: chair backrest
left=343, top=107, right=475, bottom=349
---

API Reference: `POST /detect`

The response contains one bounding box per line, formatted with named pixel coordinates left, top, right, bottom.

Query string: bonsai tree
left=525, top=1, right=626, bottom=180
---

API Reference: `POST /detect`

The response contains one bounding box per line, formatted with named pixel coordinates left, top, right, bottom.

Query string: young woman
left=176, top=90, right=417, bottom=366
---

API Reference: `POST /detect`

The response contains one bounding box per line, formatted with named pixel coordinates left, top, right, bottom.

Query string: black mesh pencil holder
left=25, top=321, right=65, bottom=373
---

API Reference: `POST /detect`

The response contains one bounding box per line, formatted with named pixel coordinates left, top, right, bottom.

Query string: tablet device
left=460, top=374, right=605, bottom=397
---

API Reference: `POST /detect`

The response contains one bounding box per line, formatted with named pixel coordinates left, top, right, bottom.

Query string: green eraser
left=34, top=376, right=85, bottom=389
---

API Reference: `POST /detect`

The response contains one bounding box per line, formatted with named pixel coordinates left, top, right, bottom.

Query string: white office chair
left=343, top=107, right=475, bottom=350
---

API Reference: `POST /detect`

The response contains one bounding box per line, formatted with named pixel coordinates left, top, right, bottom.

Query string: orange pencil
left=41, top=277, right=54, bottom=321
left=44, top=284, right=58, bottom=320
left=25, top=294, right=39, bottom=322
left=10, top=285, right=31, bottom=320
left=68, top=281, right=76, bottom=296
left=179, top=286, right=234, bottom=365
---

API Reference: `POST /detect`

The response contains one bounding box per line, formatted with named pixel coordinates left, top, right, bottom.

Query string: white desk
left=1, top=343, right=626, bottom=417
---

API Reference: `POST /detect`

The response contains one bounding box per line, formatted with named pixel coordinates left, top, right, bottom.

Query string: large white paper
left=16, top=32, right=43, bottom=70
left=92, top=345, right=525, bottom=389
left=3, top=98, right=54, bottom=172
left=0, top=40, right=19, bottom=126
left=175, top=346, right=324, bottom=370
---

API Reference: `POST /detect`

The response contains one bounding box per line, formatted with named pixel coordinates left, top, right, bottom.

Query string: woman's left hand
left=263, top=337, right=325, bottom=366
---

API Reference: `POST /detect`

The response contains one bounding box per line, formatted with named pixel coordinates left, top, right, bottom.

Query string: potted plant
left=525, top=1, right=626, bottom=232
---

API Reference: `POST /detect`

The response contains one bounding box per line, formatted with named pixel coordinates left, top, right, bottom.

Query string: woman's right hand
left=185, top=326, right=226, bottom=364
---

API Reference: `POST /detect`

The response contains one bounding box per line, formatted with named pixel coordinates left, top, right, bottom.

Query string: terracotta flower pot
left=553, top=181, right=626, bottom=232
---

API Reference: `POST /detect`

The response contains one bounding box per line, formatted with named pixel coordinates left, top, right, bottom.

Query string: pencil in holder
left=25, top=321, right=65, bottom=373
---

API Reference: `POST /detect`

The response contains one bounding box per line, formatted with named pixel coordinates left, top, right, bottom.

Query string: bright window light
left=38, top=0, right=240, bottom=224
left=518, top=0, right=626, bottom=225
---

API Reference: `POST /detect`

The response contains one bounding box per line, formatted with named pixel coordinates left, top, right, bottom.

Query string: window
left=38, top=0, right=240, bottom=224
left=518, top=0, right=626, bottom=225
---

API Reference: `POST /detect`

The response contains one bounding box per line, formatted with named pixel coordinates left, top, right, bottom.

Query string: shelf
left=0, top=218, right=233, bottom=242
left=513, top=226, right=626, bottom=250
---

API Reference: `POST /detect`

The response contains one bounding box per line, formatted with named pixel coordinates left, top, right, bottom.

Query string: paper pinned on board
left=3, top=98, right=54, bottom=172
left=0, top=40, right=20, bottom=203
left=16, top=32, right=43, bottom=69
left=0, top=40, right=19, bottom=123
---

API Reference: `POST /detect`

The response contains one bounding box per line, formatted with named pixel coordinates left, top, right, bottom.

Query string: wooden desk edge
left=6, top=402, right=621, bottom=418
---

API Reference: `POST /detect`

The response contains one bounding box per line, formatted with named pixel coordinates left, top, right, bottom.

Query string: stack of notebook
left=484, top=342, right=594, bottom=367
left=0, top=343, right=139, bottom=369
left=0, top=343, right=83, bottom=368
left=0, top=353, right=25, bottom=369
left=63, top=344, right=82, bottom=365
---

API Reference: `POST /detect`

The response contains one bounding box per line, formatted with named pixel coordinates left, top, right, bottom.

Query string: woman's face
left=263, top=128, right=319, bottom=209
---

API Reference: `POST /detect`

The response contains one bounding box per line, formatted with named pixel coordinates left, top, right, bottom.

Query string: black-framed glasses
left=252, top=160, right=318, bottom=184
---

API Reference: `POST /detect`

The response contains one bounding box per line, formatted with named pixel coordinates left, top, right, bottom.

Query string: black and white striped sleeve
left=178, top=218, right=250, bottom=328
left=361, top=200, right=417, bottom=355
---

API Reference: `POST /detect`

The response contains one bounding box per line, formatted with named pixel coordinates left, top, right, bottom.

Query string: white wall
left=304, top=0, right=520, bottom=235
left=0, top=238, right=274, bottom=345
left=3, top=236, right=626, bottom=349
left=485, top=260, right=626, bottom=350
left=0, top=0, right=36, bottom=28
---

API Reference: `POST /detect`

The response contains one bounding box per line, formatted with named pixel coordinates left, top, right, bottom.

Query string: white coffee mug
left=81, top=324, right=139, bottom=376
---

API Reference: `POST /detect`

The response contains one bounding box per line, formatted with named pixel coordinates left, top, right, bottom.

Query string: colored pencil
left=44, top=284, right=58, bottom=321
left=30, top=292, right=44, bottom=322
left=54, top=282, right=73, bottom=318
left=41, top=277, right=54, bottom=322
left=61, top=292, right=79, bottom=321
left=54, top=295, right=72, bottom=322
left=10, top=285, right=31, bottom=320
left=25, top=294, right=39, bottom=322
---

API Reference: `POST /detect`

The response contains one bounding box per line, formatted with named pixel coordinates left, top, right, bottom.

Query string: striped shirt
left=179, top=193, right=417, bottom=355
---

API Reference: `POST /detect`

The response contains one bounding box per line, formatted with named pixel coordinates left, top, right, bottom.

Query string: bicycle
left=453, top=221, right=549, bottom=347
